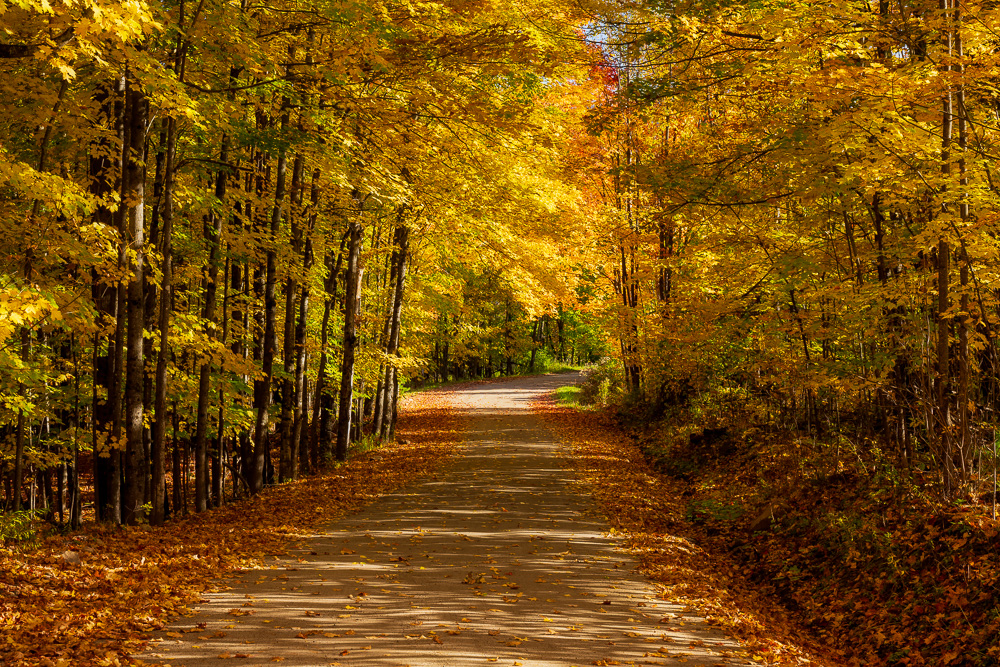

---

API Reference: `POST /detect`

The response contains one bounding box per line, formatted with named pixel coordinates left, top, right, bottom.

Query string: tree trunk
left=194, top=131, right=230, bottom=510
left=938, top=240, right=952, bottom=494
left=90, top=75, right=126, bottom=525
left=279, top=155, right=304, bottom=482
left=312, top=232, right=347, bottom=465
left=70, top=334, right=82, bottom=528
left=214, top=253, right=232, bottom=507
left=150, top=113, right=177, bottom=526
left=122, top=81, right=147, bottom=525
left=374, top=220, right=406, bottom=436
left=251, top=109, right=289, bottom=493
left=938, top=0, right=954, bottom=495
left=172, top=405, right=182, bottom=514
left=13, top=330, right=28, bottom=512
left=294, top=169, right=318, bottom=475
left=380, top=224, right=409, bottom=441
left=335, top=220, right=364, bottom=461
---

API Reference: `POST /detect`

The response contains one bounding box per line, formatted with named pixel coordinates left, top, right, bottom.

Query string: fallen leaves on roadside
left=536, top=395, right=836, bottom=667
left=0, top=393, right=465, bottom=666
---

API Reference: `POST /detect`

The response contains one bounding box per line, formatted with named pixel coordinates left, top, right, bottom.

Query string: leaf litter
left=536, top=394, right=839, bottom=666
left=0, top=391, right=464, bottom=667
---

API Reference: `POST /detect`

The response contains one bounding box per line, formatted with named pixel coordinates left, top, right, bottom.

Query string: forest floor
left=131, top=372, right=754, bottom=666
left=550, top=393, right=1000, bottom=667
left=4, top=373, right=844, bottom=667
left=0, top=391, right=464, bottom=667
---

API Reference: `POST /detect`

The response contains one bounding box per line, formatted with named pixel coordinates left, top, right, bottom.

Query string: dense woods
left=562, top=2, right=1000, bottom=663
left=5, top=0, right=1000, bottom=662
left=0, top=0, right=591, bottom=525
left=4, top=0, right=1000, bottom=534
left=575, top=0, right=1000, bottom=500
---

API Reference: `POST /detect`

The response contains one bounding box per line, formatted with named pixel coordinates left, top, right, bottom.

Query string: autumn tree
left=0, top=0, right=593, bottom=524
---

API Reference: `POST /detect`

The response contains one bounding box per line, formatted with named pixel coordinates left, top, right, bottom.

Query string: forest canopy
left=3, top=0, right=1000, bottom=526
left=0, top=0, right=597, bottom=525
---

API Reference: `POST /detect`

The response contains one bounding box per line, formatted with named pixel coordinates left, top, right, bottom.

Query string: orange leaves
left=538, top=395, right=835, bottom=666
left=0, top=395, right=463, bottom=666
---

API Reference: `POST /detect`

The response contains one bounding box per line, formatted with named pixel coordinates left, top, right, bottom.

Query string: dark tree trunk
left=373, top=220, right=405, bottom=437
left=335, top=220, right=364, bottom=461
left=150, top=113, right=177, bottom=526
left=279, top=155, right=304, bottom=482
left=194, top=131, right=230, bottom=510
left=294, top=170, right=318, bottom=475
left=251, top=109, right=289, bottom=493
left=171, top=405, right=182, bottom=514
left=122, top=82, right=148, bottom=525
left=90, top=75, right=126, bottom=524
left=312, top=232, right=347, bottom=466
left=380, top=224, right=409, bottom=441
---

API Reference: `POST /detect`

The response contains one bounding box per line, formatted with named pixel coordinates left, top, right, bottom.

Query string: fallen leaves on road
left=536, top=395, right=836, bottom=666
left=0, top=391, right=464, bottom=666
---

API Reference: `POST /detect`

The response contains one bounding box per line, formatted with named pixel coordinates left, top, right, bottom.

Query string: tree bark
left=194, top=130, right=230, bottom=510
left=279, top=155, right=304, bottom=482
left=335, top=220, right=364, bottom=461
left=380, top=224, right=409, bottom=441
left=294, top=169, right=318, bottom=475
left=89, top=75, right=126, bottom=524
left=373, top=220, right=406, bottom=436
left=122, top=81, right=148, bottom=525
left=150, top=112, right=177, bottom=526
left=251, top=108, right=289, bottom=493
left=312, top=232, right=347, bottom=466
left=938, top=0, right=954, bottom=495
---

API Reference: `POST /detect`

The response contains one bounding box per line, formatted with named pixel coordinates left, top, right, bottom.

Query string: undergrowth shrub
left=0, top=509, right=41, bottom=549
left=685, top=497, right=744, bottom=523
left=579, top=358, right=624, bottom=406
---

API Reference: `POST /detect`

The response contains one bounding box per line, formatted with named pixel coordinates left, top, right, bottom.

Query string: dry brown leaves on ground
left=0, top=391, right=465, bottom=667
left=535, top=396, right=839, bottom=667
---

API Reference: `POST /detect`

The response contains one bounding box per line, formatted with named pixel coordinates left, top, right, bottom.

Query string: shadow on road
left=140, top=373, right=748, bottom=666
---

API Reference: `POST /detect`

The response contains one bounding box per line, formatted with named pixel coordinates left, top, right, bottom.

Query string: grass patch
left=405, top=364, right=585, bottom=394
left=542, top=362, right=584, bottom=375
left=554, top=384, right=584, bottom=407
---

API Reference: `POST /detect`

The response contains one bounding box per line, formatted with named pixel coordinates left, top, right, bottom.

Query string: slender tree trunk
left=194, top=131, right=230, bottom=509
left=294, top=170, right=317, bottom=475
left=938, top=241, right=952, bottom=494
left=335, top=220, right=364, bottom=461
left=388, top=369, right=402, bottom=439
left=70, top=334, right=82, bottom=528
left=122, top=81, right=148, bottom=525
left=312, top=232, right=347, bottom=465
left=656, top=214, right=674, bottom=308
left=13, top=330, right=28, bottom=512
left=251, top=108, right=289, bottom=493
left=956, top=5, right=971, bottom=483
left=441, top=339, right=449, bottom=383
left=279, top=155, right=304, bottom=482
left=171, top=405, right=182, bottom=513
left=89, top=76, right=126, bottom=524
left=214, top=253, right=232, bottom=506
left=373, top=220, right=405, bottom=436
left=150, top=114, right=177, bottom=526
left=938, top=0, right=954, bottom=495
left=380, top=225, right=408, bottom=441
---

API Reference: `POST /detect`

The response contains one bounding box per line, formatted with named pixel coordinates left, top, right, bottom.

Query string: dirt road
left=139, top=373, right=749, bottom=666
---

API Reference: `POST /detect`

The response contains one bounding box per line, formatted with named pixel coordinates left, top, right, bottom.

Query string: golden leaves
left=538, top=396, right=833, bottom=666
left=0, top=397, right=462, bottom=666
